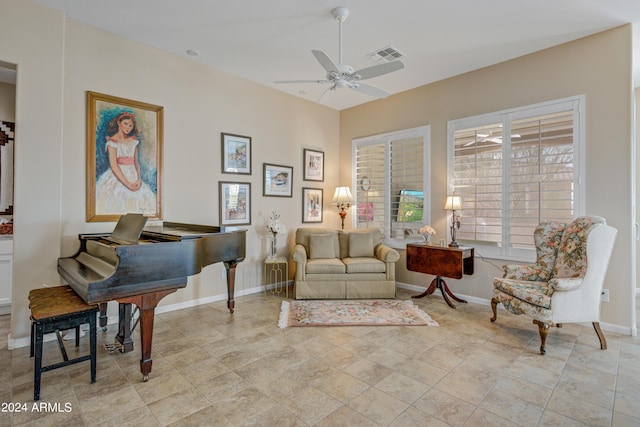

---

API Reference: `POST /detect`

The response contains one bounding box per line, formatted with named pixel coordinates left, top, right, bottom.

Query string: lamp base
left=448, top=241, right=459, bottom=248
left=338, top=210, right=347, bottom=230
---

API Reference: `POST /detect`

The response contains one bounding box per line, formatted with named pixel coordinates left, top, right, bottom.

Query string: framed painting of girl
left=86, top=91, right=163, bottom=222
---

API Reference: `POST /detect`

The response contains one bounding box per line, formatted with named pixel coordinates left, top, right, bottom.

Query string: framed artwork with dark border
left=86, top=91, right=163, bottom=222
left=263, top=163, right=293, bottom=197
left=303, top=148, right=324, bottom=181
left=221, top=133, right=251, bottom=175
left=302, top=187, right=323, bottom=223
left=219, top=181, right=251, bottom=226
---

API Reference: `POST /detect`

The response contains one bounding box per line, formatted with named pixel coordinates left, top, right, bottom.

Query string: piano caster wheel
left=142, top=375, right=149, bottom=382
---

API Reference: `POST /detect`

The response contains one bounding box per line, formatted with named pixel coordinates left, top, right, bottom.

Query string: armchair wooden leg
left=490, top=297, right=498, bottom=322
left=592, top=322, right=607, bottom=350
left=533, top=320, right=549, bottom=355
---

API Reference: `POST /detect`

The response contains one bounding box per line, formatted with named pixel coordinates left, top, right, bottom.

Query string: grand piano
left=57, top=214, right=246, bottom=381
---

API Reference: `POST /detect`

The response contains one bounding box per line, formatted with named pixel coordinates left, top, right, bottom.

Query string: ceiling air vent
left=367, top=46, right=404, bottom=63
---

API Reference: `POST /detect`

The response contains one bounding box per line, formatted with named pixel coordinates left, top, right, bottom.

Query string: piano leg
left=118, top=288, right=178, bottom=381
left=224, top=261, right=238, bottom=314
left=98, top=303, right=108, bottom=331
left=115, top=303, right=135, bottom=353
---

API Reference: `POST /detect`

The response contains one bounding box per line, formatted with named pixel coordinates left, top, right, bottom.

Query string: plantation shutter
left=355, top=142, right=386, bottom=232
left=389, top=137, right=425, bottom=238
left=452, top=123, right=503, bottom=244
left=449, top=96, right=581, bottom=256
left=509, top=111, right=575, bottom=249
left=354, top=126, right=429, bottom=240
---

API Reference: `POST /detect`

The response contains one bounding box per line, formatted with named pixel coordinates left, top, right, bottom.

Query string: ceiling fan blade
left=353, top=61, right=405, bottom=80
left=351, top=83, right=390, bottom=99
left=312, top=50, right=338, bottom=73
left=275, top=79, right=330, bottom=84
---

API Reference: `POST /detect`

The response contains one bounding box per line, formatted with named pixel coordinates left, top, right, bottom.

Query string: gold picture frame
left=86, top=91, right=163, bottom=222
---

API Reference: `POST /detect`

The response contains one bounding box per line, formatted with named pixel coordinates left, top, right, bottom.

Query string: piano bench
left=28, top=285, right=99, bottom=401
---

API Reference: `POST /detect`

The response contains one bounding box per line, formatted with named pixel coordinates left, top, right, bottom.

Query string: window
left=353, top=126, right=430, bottom=244
left=448, top=96, right=584, bottom=260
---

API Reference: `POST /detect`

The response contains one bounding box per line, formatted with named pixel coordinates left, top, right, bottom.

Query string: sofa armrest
left=503, top=264, right=549, bottom=281
left=292, top=244, right=307, bottom=263
left=292, top=244, right=307, bottom=281
left=376, top=244, right=400, bottom=263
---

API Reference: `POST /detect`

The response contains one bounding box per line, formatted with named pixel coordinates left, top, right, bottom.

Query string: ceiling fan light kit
left=275, top=7, right=405, bottom=100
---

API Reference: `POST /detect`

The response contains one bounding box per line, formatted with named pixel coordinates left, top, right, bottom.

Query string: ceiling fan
left=275, top=7, right=405, bottom=99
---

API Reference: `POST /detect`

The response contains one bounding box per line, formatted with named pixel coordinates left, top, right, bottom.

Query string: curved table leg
left=411, top=277, right=437, bottom=299
left=440, top=277, right=467, bottom=304
left=413, top=276, right=467, bottom=309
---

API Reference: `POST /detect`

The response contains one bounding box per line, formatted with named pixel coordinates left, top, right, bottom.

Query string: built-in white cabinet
left=0, top=238, right=12, bottom=315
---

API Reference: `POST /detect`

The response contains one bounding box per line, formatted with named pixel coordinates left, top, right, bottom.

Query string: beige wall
left=2, top=0, right=339, bottom=344
left=341, top=25, right=635, bottom=332
left=0, top=0, right=66, bottom=344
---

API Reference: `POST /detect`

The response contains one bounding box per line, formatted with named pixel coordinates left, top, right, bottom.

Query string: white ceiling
left=17, top=1, right=640, bottom=110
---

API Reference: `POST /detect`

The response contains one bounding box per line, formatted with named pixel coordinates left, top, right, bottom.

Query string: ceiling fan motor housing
left=332, top=7, right=350, bottom=22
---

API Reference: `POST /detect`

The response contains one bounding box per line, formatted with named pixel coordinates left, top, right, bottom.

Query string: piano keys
left=57, top=215, right=246, bottom=380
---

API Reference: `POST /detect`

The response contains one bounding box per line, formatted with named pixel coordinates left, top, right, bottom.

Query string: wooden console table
left=406, top=244, right=474, bottom=308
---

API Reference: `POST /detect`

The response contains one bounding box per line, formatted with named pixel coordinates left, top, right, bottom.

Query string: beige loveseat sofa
left=292, top=228, right=400, bottom=299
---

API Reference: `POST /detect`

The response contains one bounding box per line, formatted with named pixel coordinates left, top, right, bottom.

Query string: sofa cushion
left=349, top=232, right=374, bottom=258
left=296, top=228, right=340, bottom=257
left=339, top=229, right=383, bottom=258
left=343, top=257, right=386, bottom=273
left=309, top=234, right=336, bottom=259
left=306, top=258, right=346, bottom=274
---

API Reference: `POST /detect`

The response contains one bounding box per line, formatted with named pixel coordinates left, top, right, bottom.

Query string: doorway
left=0, top=61, right=15, bottom=315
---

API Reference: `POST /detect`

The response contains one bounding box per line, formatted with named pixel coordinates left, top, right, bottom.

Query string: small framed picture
left=263, top=163, right=293, bottom=197
left=358, top=202, right=374, bottom=222
left=302, top=188, right=323, bottom=223
left=303, top=148, right=324, bottom=181
left=221, top=133, right=251, bottom=174
left=219, top=181, right=251, bottom=225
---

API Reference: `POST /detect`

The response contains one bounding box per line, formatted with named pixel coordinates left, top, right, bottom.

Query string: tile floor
left=1, top=288, right=639, bottom=426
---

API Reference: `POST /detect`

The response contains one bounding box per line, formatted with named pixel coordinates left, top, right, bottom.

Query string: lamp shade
left=332, top=187, right=354, bottom=205
left=444, top=195, right=462, bottom=210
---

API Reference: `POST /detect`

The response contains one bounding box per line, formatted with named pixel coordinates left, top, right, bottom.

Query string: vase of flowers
left=418, top=225, right=436, bottom=244
left=267, top=210, right=287, bottom=260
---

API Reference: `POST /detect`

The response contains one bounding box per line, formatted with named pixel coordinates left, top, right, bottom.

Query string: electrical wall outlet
left=600, top=288, right=609, bottom=302
left=221, top=268, right=226, bottom=278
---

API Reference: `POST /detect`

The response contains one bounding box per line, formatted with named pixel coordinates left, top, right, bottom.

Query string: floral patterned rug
left=277, top=300, right=438, bottom=328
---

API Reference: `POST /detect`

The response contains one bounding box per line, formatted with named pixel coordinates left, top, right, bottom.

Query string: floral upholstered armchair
left=491, top=216, right=617, bottom=354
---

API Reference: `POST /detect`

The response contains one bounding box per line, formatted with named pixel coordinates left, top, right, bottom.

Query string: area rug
left=277, top=299, right=438, bottom=328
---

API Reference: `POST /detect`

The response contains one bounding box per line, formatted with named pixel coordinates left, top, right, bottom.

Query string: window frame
left=352, top=125, right=431, bottom=248
left=447, top=95, right=585, bottom=262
